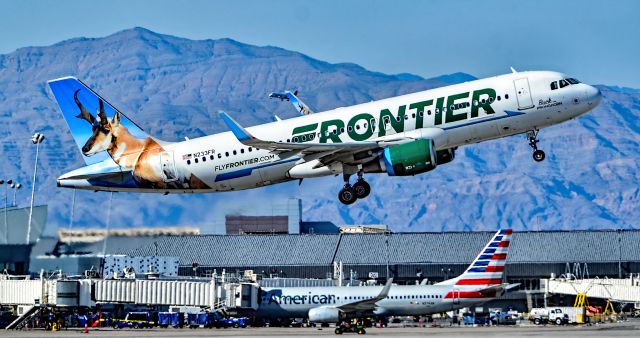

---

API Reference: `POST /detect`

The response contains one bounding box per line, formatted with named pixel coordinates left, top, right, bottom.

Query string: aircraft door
left=160, top=152, right=179, bottom=183
left=513, top=78, right=534, bottom=110
left=452, top=289, right=460, bottom=305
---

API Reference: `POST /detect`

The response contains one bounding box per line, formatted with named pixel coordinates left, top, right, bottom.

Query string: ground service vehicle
left=112, top=312, right=156, bottom=329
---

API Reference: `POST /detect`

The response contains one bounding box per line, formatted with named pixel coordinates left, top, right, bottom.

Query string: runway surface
left=2, top=321, right=639, bottom=338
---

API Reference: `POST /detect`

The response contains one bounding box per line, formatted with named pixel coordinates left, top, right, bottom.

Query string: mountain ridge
left=0, top=27, right=637, bottom=234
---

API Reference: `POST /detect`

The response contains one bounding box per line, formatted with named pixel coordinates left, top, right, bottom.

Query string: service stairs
left=5, top=306, right=41, bottom=330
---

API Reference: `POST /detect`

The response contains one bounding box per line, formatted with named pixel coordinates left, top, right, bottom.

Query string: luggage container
left=158, top=312, right=184, bottom=328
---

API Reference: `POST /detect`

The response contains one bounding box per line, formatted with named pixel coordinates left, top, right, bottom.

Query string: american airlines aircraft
left=49, top=70, right=601, bottom=204
left=256, top=229, right=515, bottom=334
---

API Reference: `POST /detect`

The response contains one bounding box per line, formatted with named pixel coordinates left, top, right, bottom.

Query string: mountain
left=0, top=27, right=638, bottom=234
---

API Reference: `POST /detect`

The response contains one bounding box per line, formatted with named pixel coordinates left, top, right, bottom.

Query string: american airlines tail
left=437, top=229, right=512, bottom=287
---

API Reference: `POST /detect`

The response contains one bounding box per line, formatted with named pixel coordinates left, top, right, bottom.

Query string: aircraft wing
left=337, top=278, right=393, bottom=313
left=269, top=90, right=315, bottom=115
left=220, top=112, right=381, bottom=159
left=220, top=112, right=441, bottom=166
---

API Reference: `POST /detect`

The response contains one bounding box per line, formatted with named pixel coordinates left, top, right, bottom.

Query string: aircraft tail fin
left=437, top=229, right=512, bottom=287
left=48, top=77, right=158, bottom=165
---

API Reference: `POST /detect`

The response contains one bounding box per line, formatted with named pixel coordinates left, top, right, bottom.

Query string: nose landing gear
left=338, top=172, right=371, bottom=205
left=527, top=130, right=546, bottom=162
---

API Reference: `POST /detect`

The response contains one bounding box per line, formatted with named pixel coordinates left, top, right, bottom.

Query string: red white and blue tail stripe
left=437, top=229, right=512, bottom=287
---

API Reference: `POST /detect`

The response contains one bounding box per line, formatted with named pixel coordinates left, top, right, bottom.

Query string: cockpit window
left=551, top=78, right=580, bottom=90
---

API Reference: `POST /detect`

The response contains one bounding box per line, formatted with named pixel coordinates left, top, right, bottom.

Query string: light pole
left=2, top=179, right=11, bottom=244
left=11, top=182, right=21, bottom=207
left=27, top=133, right=45, bottom=244
left=385, top=230, right=390, bottom=282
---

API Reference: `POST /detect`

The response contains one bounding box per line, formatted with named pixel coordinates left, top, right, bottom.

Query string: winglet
left=269, top=90, right=315, bottom=115
left=219, top=111, right=253, bottom=142
left=377, top=277, right=393, bottom=299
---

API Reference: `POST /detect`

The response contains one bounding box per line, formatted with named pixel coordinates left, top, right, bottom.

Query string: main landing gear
left=527, top=129, right=546, bottom=162
left=338, top=172, right=371, bottom=205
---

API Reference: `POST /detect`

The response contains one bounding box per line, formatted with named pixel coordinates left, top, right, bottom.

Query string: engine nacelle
left=380, top=139, right=436, bottom=176
left=435, top=148, right=455, bottom=165
left=308, top=306, right=342, bottom=323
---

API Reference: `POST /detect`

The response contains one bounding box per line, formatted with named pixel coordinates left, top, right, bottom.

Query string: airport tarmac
left=1, top=321, right=639, bottom=338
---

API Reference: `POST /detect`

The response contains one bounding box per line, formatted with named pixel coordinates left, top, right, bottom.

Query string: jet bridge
left=546, top=275, right=640, bottom=303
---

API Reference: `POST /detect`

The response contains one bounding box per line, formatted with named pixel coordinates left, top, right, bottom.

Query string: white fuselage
left=257, top=284, right=491, bottom=319
left=58, top=70, right=601, bottom=192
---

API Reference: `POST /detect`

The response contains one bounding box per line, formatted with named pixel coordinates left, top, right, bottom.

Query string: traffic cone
left=84, top=323, right=89, bottom=334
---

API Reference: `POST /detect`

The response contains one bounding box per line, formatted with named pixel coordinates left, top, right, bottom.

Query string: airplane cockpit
left=549, top=78, right=581, bottom=90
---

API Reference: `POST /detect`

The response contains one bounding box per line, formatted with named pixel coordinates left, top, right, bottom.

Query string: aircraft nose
left=586, top=85, right=602, bottom=105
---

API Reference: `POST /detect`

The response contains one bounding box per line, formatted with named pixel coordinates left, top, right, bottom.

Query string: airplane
left=48, top=70, right=601, bottom=204
left=255, top=229, right=516, bottom=334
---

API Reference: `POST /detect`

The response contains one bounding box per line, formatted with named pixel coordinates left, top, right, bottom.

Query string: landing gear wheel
left=533, top=149, right=546, bottom=162
left=527, top=130, right=545, bottom=163
left=352, top=180, right=371, bottom=199
left=334, top=327, right=343, bottom=334
left=357, top=328, right=366, bottom=334
left=338, top=185, right=357, bottom=205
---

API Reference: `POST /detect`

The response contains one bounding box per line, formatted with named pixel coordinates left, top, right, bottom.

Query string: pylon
left=84, top=323, right=89, bottom=334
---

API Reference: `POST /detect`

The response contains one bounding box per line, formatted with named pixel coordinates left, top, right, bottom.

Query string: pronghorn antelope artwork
left=73, top=89, right=168, bottom=186
left=50, top=77, right=210, bottom=191
left=49, top=71, right=601, bottom=202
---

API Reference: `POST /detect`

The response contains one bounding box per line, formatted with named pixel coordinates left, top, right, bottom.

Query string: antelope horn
left=98, top=98, right=109, bottom=126
left=73, top=89, right=96, bottom=125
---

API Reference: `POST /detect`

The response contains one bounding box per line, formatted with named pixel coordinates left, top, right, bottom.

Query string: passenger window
left=559, top=79, right=568, bottom=88
left=348, top=126, right=353, bottom=132
left=202, top=157, right=206, bottom=162
left=225, top=152, right=229, bottom=157
left=497, top=96, right=501, bottom=101
left=218, top=153, right=222, bottom=159
left=194, top=158, right=198, bottom=164
left=411, top=113, right=415, bottom=118
left=210, top=155, right=214, bottom=160
left=187, top=160, right=191, bottom=165
left=404, top=114, right=408, bottom=120
left=241, top=149, right=244, bottom=154
left=249, top=147, right=253, bottom=152
left=550, top=81, right=558, bottom=90
left=505, top=94, right=509, bottom=99
left=233, top=150, right=237, bottom=155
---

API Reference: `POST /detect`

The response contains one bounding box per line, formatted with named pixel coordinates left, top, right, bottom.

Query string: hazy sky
left=1, top=0, right=638, bottom=87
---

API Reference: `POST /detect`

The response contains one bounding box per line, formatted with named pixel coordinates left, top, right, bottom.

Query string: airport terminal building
left=5, top=202, right=640, bottom=311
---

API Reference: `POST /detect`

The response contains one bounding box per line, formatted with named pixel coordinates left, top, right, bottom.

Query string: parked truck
left=529, top=307, right=587, bottom=325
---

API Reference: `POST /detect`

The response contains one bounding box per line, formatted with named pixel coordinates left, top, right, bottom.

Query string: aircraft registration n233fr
left=49, top=70, right=601, bottom=204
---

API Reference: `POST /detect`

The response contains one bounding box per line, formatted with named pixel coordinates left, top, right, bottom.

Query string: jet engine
left=308, top=306, right=343, bottom=323
left=380, top=139, right=437, bottom=176
left=435, top=148, right=455, bottom=165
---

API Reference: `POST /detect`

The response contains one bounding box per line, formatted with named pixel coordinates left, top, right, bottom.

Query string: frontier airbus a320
left=49, top=70, right=601, bottom=204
